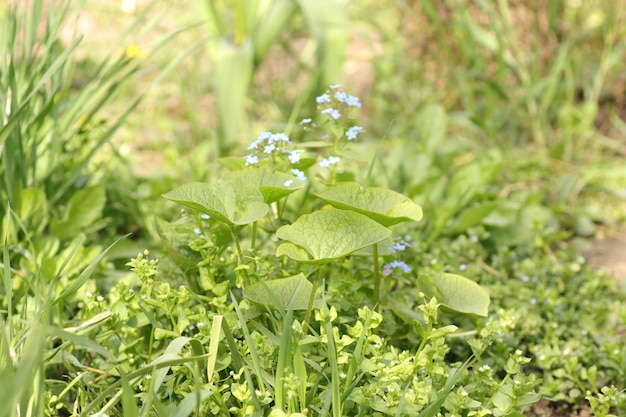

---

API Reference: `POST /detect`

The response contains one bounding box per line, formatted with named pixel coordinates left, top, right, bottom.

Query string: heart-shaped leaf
left=223, top=168, right=304, bottom=204
left=243, top=273, right=320, bottom=310
left=418, top=273, right=490, bottom=317
left=162, top=180, right=268, bottom=226
left=275, top=208, right=391, bottom=263
left=315, top=182, right=423, bottom=227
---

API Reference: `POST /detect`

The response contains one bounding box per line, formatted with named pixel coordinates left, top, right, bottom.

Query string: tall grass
left=367, top=0, right=626, bottom=162
left=0, top=1, right=202, bottom=415
left=195, top=0, right=350, bottom=154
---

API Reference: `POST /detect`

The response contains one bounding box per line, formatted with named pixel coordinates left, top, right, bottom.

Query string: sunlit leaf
left=275, top=208, right=390, bottom=263
left=243, top=273, right=319, bottom=310
left=162, top=179, right=268, bottom=226
left=223, top=168, right=304, bottom=204
left=418, top=273, right=490, bottom=317
left=315, top=182, right=423, bottom=227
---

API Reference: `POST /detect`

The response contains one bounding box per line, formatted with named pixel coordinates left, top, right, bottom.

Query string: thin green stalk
left=303, top=267, right=324, bottom=334
left=250, top=221, right=257, bottom=251
left=372, top=243, right=381, bottom=308
left=322, top=304, right=342, bottom=417
left=229, top=226, right=244, bottom=265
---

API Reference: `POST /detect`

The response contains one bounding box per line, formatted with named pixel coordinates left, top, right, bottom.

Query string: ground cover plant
left=1, top=1, right=626, bottom=417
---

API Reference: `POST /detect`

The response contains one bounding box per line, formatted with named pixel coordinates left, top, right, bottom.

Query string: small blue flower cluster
left=389, top=236, right=413, bottom=254
left=383, top=260, right=411, bottom=276
left=242, top=131, right=308, bottom=182
left=382, top=235, right=413, bottom=276
left=312, top=84, right=364, bottom=143
left=244, top=85, right=365, bottom=180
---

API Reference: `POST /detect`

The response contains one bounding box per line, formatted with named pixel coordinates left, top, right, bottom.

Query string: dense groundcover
left=1, top=1, right=625, bottom=416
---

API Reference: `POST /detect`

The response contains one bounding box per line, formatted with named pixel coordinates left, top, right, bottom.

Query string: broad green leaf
left=223, top=168, right=304, bottom=204
left=418, top=273, right=490, bottom=317
left=276, top=243, right=313, bottom=262
left=217, top=156, right=247, bottom=171
left=50, top=185, right=106, bottom=240
left=243, top=273, right=319, bottom=310
left=275, top=208, right=391, bottom=263
left=162, top=180, right=268, bottom=226
left=315, top=182, right=423, bottom=227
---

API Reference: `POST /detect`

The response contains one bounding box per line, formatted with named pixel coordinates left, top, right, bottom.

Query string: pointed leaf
left=418, top=273, right=490, bottom=317
left=276, top=243, right=313, bottom=262
left=162, top=180, right=268, bottom=226
left=315, top=182, right=423, bottom=227
left=275, top=208, right=391, bottom=262
left=223, top=168, right=304, bottom=204
left=243, top=273, right=319, bottom=310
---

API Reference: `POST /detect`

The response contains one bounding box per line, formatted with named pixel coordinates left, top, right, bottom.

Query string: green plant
left=154, top=86, right=510, bottom=415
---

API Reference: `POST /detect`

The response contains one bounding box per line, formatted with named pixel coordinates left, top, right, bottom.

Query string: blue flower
left=321, top=108, right=341, bottom=120
left=300, top=118, right=312, bottom=125
left=319, top=156, right=341, bottom=168
left=330, top=84, right=342, bottom=89
left=345, top=95, right=361, bottom=108
left=285, top=149, right=304, bottom=164
left=200, top=214, right=210, bottom=220
left=194, top=228, right=201, bottom=235
left=383, top=260, right=411, bottom=276
left=346, top=125, right=364, bottom=140
left=316, top=93, right=331, bottom=104
left=334, top=91, right=348, bottom=102
left=292, top=168, right=307, bottom=182
left=460, top=264, right=468, bottom=271
left=248, top=132, right=272, bottom=150
left=244, top=154, right=259, bottom=165
left=263, top=143, right=276, bottom=154
left=272, top=133, right=291, bottom=143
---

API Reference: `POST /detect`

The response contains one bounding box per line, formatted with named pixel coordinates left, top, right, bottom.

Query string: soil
left=527, top=400, right=594, bottom=417
left=584, top=228, right=626, bottom=285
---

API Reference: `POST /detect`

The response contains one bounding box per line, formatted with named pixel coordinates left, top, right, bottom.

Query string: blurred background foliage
left=81, top=0, right=625, bottom=234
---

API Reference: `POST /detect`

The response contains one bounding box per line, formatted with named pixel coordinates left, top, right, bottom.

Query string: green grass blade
left=207, top=315, right=222, bottom=383
left=296, top=0, right=349, bottom=88
left=120, top=371, right=139, bottom=417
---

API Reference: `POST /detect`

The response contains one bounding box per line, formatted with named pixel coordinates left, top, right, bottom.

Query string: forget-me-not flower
left=346, top=126, right=364, bottom=140
left=292, top=168, right=307, bottom=182
left=316, top=93, right=331, bottom=104
left=244, top=154, right=259, bottom=166
left=321, top=108, right=341, bottom=120
left=319, top=156, right=341, bottom=168
left=284, top=149, right=305, bottom=164
left=383, top=260, right=411, bottom=276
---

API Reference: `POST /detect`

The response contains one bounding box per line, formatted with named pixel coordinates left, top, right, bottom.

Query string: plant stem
left=229, top=226, right=244, bottom=264
left=229, top=225, right=248, bottom=285
left=373, top=243, right=381, bottom=308
left=250, top=221, right=257, bottom=251
left=303, top=267, right=324, bottom=334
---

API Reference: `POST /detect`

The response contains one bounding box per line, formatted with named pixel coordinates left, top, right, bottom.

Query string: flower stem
left=303, top=267, right=324, bottom=334
left=250, top=221, right=257, bottom=251
left=373, top=243, right=381, bottom=309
